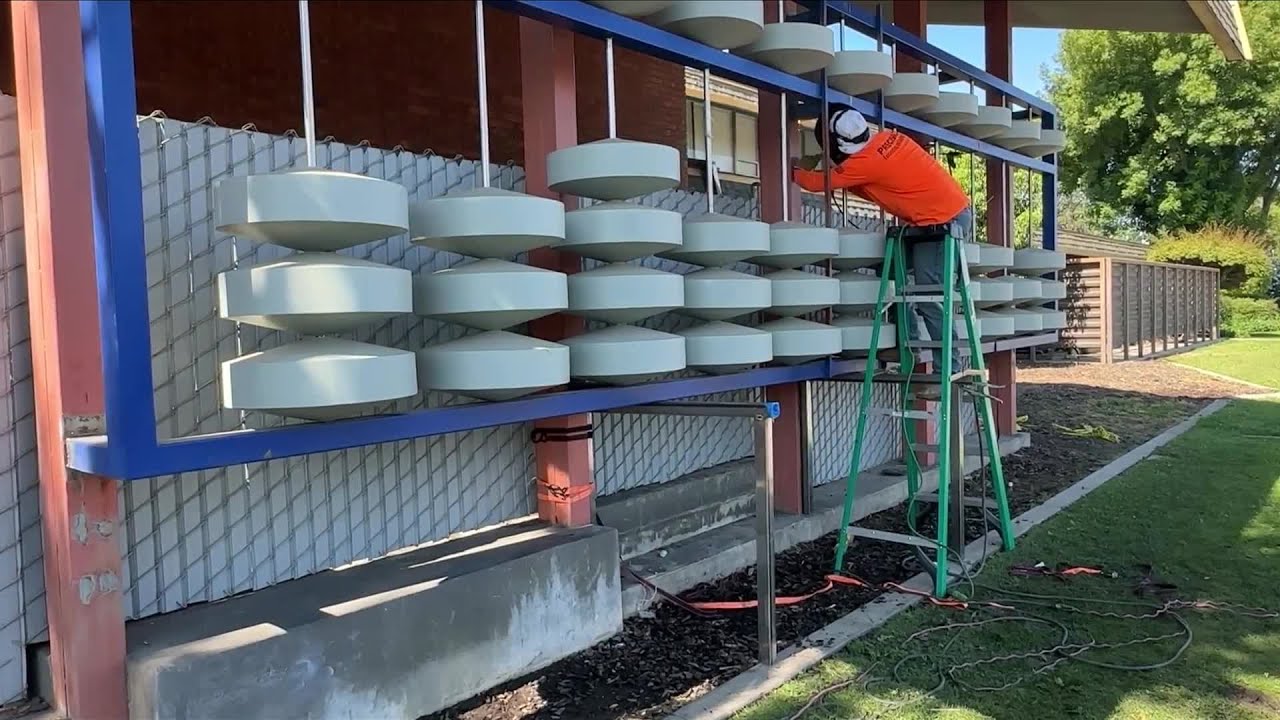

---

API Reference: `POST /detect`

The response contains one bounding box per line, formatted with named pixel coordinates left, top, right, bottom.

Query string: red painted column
left=519, top=18, right=593, bottom=527
left=755, top=0, right=804, bottom=515
left=985, top=0, right=1017, bottom=436
left=893, top=0, right=927, bottom=72
left=11, top=1, right=127, bottom=716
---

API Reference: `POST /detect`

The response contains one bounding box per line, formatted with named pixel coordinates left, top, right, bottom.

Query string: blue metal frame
left=69, top=0, right=1059, bottom=482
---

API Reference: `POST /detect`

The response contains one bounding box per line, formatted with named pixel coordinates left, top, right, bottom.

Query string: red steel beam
left=893, top=0, right=927, bottom=72
left=11, top=1, right=127, bottom=716
left=984, top=0, right=1018, bottom=436
left=519, top=18, right=594, bottom=527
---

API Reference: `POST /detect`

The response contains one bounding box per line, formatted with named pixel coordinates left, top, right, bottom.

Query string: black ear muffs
left=818, top=104, right=864, bottom=165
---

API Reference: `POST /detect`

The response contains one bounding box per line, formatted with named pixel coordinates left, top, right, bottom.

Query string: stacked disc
left=737, top=18, right=835, bottom=75
left=648, top=0, right=765, bottom=50
left=547, top=139, right=689, bottom=384
left=916, top=90, right=979, bottom=128
left=991, top=275, right=1047, bottom=335
left=410, top=182, right=571, bottom=401
left=961, top=241, right=1016, bottom=339
left=215, top=169, right=418, bottom=420
left=830, top=228, right=896, bottom=358
left=751, top=222, right=841, bottom=365
left=883, top=73, right=940, bottom=113
left=1012, top=248, right=1068, bottom=332
left=1019, top=127, right=1067, bottom=159
left=665, top=213, right=774, bottom=375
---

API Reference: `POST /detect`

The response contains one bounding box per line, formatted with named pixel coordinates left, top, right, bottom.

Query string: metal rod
left=474, top=0, right=491, bottom=187
left=754, top=415, right=777, bottom=666
left=297, top=0, right=316, bottom=166
left=703, top=67, right=714, bottom=212
left=606, top=37, right=618, bottom=139
left=780, top=92, right=789, bottom=223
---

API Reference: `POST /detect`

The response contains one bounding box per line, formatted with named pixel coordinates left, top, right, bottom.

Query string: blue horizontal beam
left=506, top=1, right=1053, bottom=174
left=817, top=0, right=1056, bottom=116
left=67, top=361, right=832, bottom=479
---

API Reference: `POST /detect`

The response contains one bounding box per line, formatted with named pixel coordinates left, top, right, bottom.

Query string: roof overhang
left=852, top=0, right=1251, bottom=61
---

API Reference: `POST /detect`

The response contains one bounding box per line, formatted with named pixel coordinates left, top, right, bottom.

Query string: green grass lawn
left=1171, top=339, right=1280, bottom=390
left=737, top=398, right=1280, bottom=720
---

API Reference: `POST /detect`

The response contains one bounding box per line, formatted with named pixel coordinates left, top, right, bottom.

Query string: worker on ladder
left=792, top=105, right=972, bottom=372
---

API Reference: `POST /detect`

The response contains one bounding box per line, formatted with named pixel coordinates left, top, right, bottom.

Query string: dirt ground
left=426, top=360, right=1259, bottom=720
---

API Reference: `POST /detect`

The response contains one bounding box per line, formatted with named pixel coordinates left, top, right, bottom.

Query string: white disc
left=214, top=169, right=409, bottom=251
left=567, top=263, right=684, bottom=324
left=970, top=277, right=1014, bottom=309
left=828, top=50, right=893, bottom=96
left=662, top=213, right=772, bottom=267
left=1039, top=279, right=1067, bottom=302
left=955, top=106, right=1012, bottom=140
left=738, top=22, right=835, bottom=75
left=768, top=269, right=839, bottom=317
left=218, top=253, right=411, bottom=334
left=1008, top=277, right=1043, bottom=306
left=967, top=243, right=1014, bottom=275
left=757, top=317, right=841, bottom=365
left=588, top=0, right=673, bottom=17
left=883, top=73, right=939, bottom=113
left=999, top=308, right=1045, bottom=334
left=547, top=139, right=681, bottom=201
left=221, top=338, right=417, bottom=421
left=833, top=229, right=887, bottom=270
left=682, top=268, right=771, bottom=321
left=1028, top=306, right=1067, bottom=330
left=648, top=0, right=765, bottom=50
left=1019, top=129, right=1067, bottom=158
left=679, top=321, right=773, bottom=374
left=418, top=331, right=570, bottom=402
left=991, top=120, right=1041, bottom=151
left=562, top=201, right=682, bottom=262
left=976, top=310, right=1015, bottom=338
left=835, top=274, right=893, bottom=313
left=1012, top=248, right=1066, bottom=277
left=413, top=259, right=568, bottom=331
left=563, top=326, right=686, bottom=384
left=831, top=316, right=897, bottom=357
left=751, top=222, right=839, bottom=269
left=410, top=187, right=565, bottom=259
left=917, top=91, right=979, bottom=128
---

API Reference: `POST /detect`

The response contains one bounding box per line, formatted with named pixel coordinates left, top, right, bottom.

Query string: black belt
left=889, top=223, right=952, bottom=240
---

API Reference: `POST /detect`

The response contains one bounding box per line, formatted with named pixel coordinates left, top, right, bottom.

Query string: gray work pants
left=905, top=207, right=973, bottom=371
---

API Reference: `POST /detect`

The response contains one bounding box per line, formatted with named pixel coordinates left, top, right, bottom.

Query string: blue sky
left=832, top=25, right=1064, bottom=98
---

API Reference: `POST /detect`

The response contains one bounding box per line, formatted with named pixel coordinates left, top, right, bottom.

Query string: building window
left=686, top=99, right=760, bottom=179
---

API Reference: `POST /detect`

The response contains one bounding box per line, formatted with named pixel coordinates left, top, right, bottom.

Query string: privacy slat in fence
left=1060, top=257, right=1219, bottom=363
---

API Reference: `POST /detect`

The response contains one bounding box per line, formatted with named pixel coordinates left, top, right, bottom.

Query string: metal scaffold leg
left=613, top=401, right=779, bottom=665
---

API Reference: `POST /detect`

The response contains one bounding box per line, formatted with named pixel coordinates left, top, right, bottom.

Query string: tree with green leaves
left=1047, top=0, right=1280, bottom=237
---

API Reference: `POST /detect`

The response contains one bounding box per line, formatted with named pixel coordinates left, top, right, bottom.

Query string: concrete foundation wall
left=123, top=522, right=621, bottom=720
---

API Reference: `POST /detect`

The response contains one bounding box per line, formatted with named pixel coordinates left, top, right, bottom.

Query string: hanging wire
left=474, top=0, right=491, bottom=187
left=297, top=0, right=316, bottom=166
left=606, top=37, right=618, bottom=139
left=702, top=67, right=715, bottom=212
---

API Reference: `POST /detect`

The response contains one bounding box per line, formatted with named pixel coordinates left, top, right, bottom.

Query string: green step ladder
left=831, top=225, right=1016, bottom=597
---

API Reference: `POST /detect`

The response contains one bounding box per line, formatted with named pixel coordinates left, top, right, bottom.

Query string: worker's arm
left=791, top=154, right=874, bottom=193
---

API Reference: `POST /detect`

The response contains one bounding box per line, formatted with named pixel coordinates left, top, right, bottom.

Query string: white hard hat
left=832, top=108, right=869, bottom=141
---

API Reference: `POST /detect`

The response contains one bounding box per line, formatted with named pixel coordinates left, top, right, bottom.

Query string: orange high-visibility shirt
left=793, top=131, right=968, bottom=226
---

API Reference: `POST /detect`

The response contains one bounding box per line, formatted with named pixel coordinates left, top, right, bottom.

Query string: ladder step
left=908, top=442, right=940, bottom=454
left=872, top=370, right=986, bottom=385
left=901, top=284, right=947, bottom=293
left=847, top=527, right=937, bottom=549
left=869, top=407, right=933, bottom=420
left=894, top=295, right=946, bottom=303
left=907, top=341, right=975, bottom=354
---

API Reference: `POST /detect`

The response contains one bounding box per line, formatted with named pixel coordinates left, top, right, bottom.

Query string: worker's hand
left=794, top=154, right=824, bottom=172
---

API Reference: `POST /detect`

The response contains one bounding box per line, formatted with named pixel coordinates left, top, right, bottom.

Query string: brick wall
left=0, top=0, right=685, bottom=167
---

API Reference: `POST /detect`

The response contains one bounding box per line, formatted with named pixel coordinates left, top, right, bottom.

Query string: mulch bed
left=426, top=361, right=1257, bottom=720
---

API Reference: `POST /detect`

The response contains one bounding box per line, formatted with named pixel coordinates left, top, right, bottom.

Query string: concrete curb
left=1166, top=360, right=1279, bottom=392
left=666, top=398, right=1233, bottom=720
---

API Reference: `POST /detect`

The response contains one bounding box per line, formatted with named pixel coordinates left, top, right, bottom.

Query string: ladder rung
left=872, top=370, right=985, bottom=385
left=915, top=493, right=996, bottom=509
left=869, top=408, right=933, bottom=420
left=908, top=442, right=940, bottom=454
left=901, top=284, right=947, bottom=293
left=847, top=527, right=937, bottom=549
left=907, top=341, right=975, bottom=354
left=894, top=295, right=946, bottom=303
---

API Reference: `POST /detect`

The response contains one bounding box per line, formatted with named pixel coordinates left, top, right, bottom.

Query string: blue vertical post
left=1041, top=111, right=1057, bottom=251
left=81, top=0, right=158, bottom=473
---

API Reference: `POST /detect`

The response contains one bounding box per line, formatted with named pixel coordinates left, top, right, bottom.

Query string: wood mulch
left=424, top=360, right=1257, bottom=720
